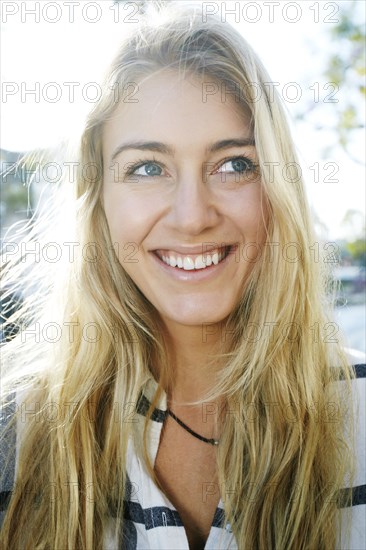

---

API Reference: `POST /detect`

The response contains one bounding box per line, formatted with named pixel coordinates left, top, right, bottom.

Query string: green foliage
left=341, top=209, right=366, bottom=266
left=296, top=0, right=365, bottom=163
left=346, top=238, right=366, bottom=265
left=327, top=2, right=365, bottom=151
left=1, top=183, right=28, bottom=212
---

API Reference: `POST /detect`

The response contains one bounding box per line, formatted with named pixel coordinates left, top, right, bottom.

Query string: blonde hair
left=1, top=4, right=355, bottom=549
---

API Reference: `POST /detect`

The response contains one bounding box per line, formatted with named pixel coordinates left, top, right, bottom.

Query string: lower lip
left=150, top=248, right=232, bottom=282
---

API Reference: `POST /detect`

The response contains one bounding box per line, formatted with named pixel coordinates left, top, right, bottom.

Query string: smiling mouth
left=153, top=245, right=232, bottom=271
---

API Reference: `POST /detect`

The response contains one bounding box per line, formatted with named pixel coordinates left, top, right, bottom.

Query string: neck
left=147, top=318, right=230, bottom=439
left=155, top=318, right=231, bottom=406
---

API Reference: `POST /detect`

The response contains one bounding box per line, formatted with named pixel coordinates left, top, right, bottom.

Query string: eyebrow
left=110, top=138, right=255, bottom=162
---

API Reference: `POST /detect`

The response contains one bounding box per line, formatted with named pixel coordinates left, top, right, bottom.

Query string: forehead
left=102, top=70, right=252, bottom=156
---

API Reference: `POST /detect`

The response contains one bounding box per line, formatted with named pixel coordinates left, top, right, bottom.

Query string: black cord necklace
left=166, top=409, right=220, bottom=446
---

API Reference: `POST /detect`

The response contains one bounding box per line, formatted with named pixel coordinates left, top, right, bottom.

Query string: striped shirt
left=1, top=361, right=365, bottom=549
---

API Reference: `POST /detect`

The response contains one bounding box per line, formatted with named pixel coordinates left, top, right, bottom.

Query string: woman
left=0, top=4, right=365, bottom=549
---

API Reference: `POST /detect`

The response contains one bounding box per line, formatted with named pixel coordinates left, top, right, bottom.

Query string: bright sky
left=1, top=0, right=365, bottom=239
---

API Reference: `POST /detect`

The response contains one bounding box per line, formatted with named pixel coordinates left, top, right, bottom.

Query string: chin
left=162, top=306, right=232, bottom=328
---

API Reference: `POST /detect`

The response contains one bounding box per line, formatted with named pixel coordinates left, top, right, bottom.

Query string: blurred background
left=1, top=0, right=365, bottom=351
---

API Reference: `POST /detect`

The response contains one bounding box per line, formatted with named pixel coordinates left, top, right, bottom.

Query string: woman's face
left=102, top=71, right=267, bottom=329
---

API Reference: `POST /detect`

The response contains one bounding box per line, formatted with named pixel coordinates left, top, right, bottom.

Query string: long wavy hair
left=0, top=4, right=355, bottom=549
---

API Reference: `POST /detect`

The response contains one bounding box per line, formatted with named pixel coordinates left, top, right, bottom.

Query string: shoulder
left=0, top=393, right=17, bottom=487
left=0, top=393, right=17, bottom=528
left=334, top=349, right=366, bottom=548
left=0, top=386, right=36, bottom=528
left=344, top=347, right=366, bottom=370
left=338, top=349, right=366, bottom=486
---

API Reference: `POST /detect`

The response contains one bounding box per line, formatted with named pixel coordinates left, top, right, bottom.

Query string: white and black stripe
left=1, top=365, right=365, bottom=549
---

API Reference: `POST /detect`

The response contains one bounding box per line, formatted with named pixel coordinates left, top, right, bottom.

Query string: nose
left=166, top=169, right=220, bottom=236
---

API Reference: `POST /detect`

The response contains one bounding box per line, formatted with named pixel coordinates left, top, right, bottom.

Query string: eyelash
left=213, top=155, right=258, bottom=175
left=124, top=155, right=259, bottom=178
left=125, top=156, right=165, bottom=177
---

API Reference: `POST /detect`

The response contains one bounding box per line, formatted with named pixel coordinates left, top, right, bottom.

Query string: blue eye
left=124, top=155, right=258, bottom=181
left=218, top=157, right=255, bottom=174
left=131, top=162, right=162, bottom=177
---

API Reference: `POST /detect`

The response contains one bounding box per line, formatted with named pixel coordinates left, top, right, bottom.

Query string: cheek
left=103, top=199, right=142, bottom=269
left=103, top=190, right=131, bottom=245
left=229, top=191, right=267, bottom=262
left=231, top=188, right=266, bottom=235
left=102, top=190, right=157, bottom=248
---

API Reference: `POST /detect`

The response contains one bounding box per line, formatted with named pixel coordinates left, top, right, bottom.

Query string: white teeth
left=159, top=247, right=228, bottom=271
left=183, top=257, right=195, bottom=270
left=194, top=256, right=206, bottom=269
left=169, top=255, right=177, bottom=267
left=212, top=252, right=219, bottom=265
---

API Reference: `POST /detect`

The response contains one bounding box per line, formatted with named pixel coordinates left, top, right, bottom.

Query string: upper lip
left=151, top=243, right=233, bottom=255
